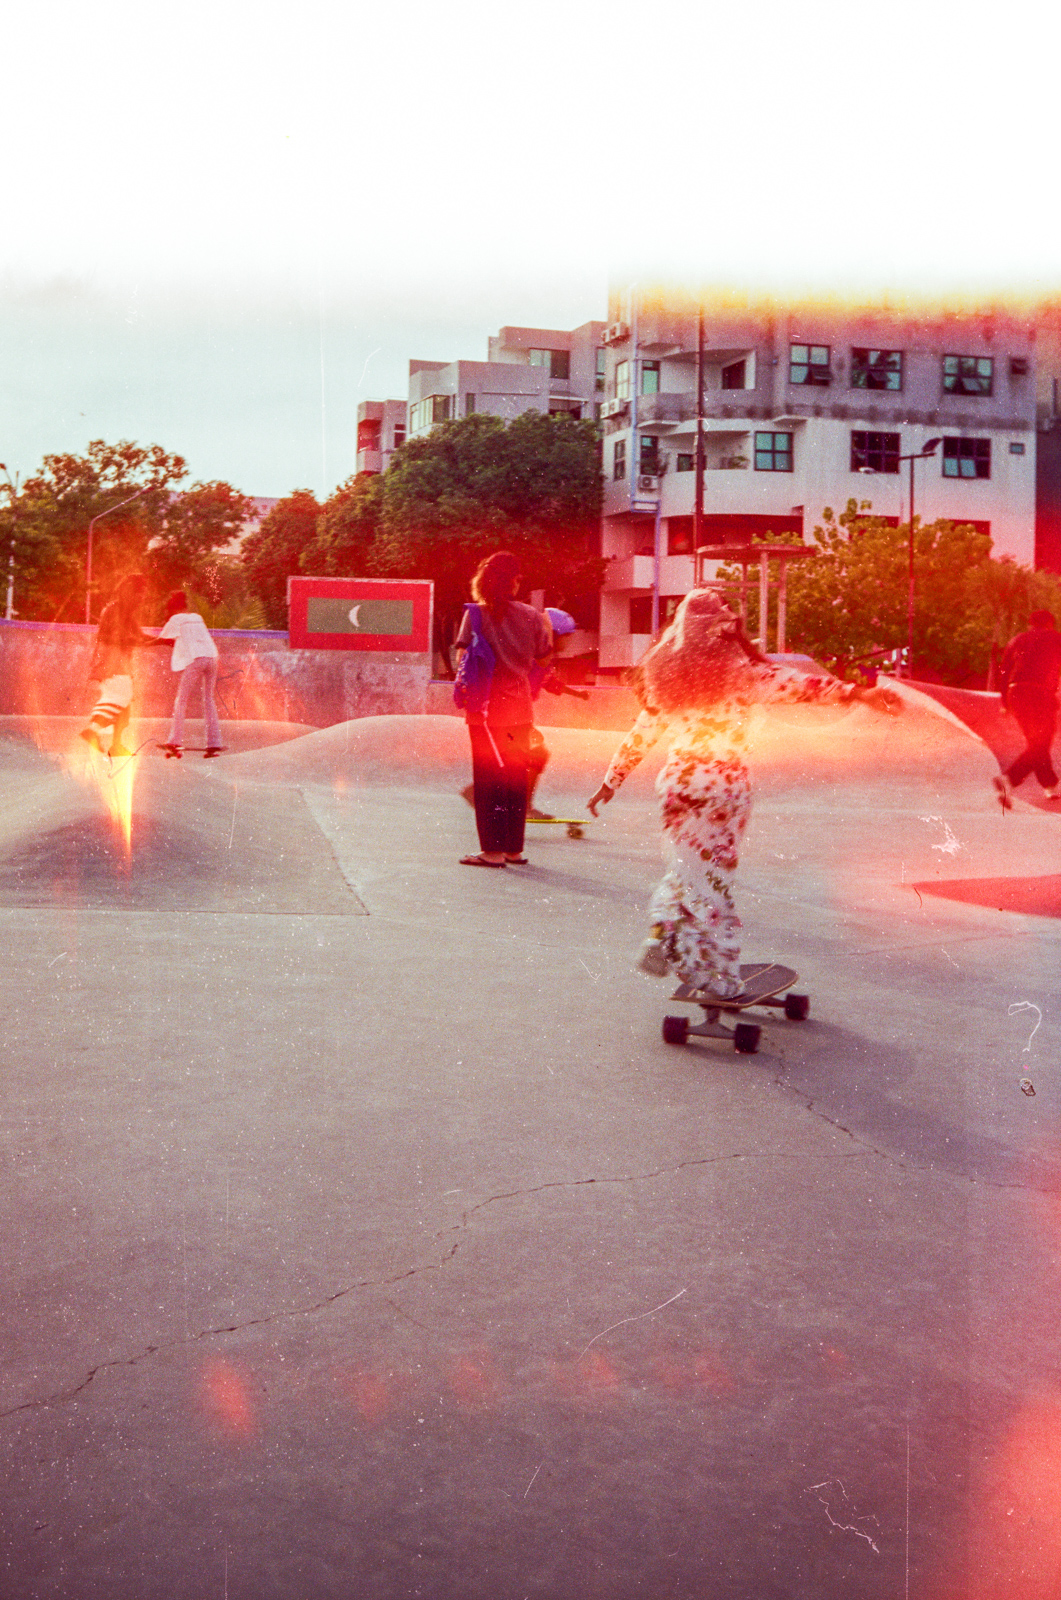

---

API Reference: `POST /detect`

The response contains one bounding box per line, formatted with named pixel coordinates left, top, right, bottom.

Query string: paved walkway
left=0, top=696, right=1059, bottom=1599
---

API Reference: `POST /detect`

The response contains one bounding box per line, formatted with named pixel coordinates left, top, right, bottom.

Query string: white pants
left=168, top=656, right=222, bottom=748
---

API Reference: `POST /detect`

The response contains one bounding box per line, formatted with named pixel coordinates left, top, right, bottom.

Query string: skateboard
left=157, top=744, right=227, bottom=759
left=662, top=962, right=809, bottom=1055
left=525, top=816, right=591, bottom=839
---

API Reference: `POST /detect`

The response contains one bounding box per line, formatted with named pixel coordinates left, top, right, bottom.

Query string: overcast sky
left=2, top=0, right=1059, bottom=498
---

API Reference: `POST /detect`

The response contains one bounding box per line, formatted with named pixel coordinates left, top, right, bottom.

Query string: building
left=597, top=285, right=1042, bottom=671
left=355, top=400, right=408, bottom=476
left=405, top=321, right=605, bottom=438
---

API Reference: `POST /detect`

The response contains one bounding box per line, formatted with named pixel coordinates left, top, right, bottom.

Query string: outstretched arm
left=587, top=706, right=668, bottom=813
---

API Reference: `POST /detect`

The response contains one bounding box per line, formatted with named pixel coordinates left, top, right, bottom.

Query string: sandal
left=505, top=855, right=529, bottom=864
left=460, top=854, right=506, bottom=868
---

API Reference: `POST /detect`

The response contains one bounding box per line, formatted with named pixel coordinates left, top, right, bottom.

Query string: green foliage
left=298, top=473, right=383, bottom=577
left=1, top=440, right=254, bottom=623
left=240, top=490, right=323, bottom=629
left=730, top=500, right=1061, bottom=684
left=373, top=411, right=603, bottom=657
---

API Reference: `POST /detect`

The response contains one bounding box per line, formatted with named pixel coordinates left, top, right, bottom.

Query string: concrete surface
left=0, top=692, right=1059, bottom=1599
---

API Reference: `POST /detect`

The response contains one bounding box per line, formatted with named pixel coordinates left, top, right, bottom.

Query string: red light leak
left=200, top=1359, right=255, bottom=1437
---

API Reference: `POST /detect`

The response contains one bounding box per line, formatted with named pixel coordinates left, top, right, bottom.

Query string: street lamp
left=85, top=487, right=152, bottom=625
left=0, top=464, right=18, bottom=621
left=897, top=438, right=941, bottom=678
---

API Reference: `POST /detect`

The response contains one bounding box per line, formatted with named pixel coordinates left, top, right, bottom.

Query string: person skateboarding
left=586, top=588, right=901, bottom=999
left=149, top=590, right=224, bottom=758
left=79, top=572, right=154, bottom=758
left=454, top=551, right=552, bottom=867
left=994, top=609, right=1061, bottom=808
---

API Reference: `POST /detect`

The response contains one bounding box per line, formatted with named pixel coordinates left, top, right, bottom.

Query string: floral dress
left=604, top=661, right=857, bottom=995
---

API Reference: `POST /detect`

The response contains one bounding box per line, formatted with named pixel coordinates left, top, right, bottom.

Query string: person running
left=993, top=609, right=1061, bottom=808
left=79, top=573, right=153, bottom=758
left=454, top=551, right=551, bottom=867
left=150, top=590, right=224, bottom=758
left=586, top=588, right=901, bottom=998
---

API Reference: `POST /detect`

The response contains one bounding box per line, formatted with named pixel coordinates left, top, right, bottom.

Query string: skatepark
left=1, top=686, right=1059, bottom=1599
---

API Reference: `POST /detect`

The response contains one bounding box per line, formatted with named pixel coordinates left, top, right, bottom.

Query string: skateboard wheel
left=784, top=993, right=810, bottom=1021
left=662, top=1015, right=689, bottom=1046
left=567, top=824, right=583, bottom=838
left=734, top=1022, right=760, bottom=1054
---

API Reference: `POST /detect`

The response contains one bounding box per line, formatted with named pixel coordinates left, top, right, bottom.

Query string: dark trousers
left=1006, top=684, right=1059, bottom=788
left=469, top=721, right=532, bottom=853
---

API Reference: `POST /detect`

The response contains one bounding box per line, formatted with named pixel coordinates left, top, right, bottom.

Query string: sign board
left=287, top=578, right=433, bottom=652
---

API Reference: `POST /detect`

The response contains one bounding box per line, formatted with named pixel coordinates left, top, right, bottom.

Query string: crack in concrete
left=0, top=1241, right=461, bottom=1422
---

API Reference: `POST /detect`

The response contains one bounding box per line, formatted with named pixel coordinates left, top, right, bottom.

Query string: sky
left=2, top=0, right=1060, bottom=498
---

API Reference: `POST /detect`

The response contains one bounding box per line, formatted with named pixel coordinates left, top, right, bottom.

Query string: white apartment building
left=355, top=399, right=408, bottom=475
left=598, top=286, right=1041, bottom=671
left=406, top=321, right=605, bottom=436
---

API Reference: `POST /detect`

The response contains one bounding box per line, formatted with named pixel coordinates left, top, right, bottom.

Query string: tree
left=3, top=440, right=255, bottom=623
left=297, top=472, right=382, bottom=577
left=372, top=411, right=604, bottom=663
left=240, top=490, right=323, bottom=629
left=735, top=501, right=1061, bottom=685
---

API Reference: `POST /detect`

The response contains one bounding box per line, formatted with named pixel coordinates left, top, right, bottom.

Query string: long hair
left=471, top=551, right=521, bottom=615
left=164, top=590, right=189, bottom=619
left=631, top=589, right=769, bottom=714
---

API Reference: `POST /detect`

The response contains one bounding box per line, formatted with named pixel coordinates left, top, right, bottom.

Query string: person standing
left=587, top=589, right=901, bottom=998
left=454, top=551, right=551, bottom=867
left=151, top=590, right=224, bottom=758
left=994, top=609, right=1061, bottom=807
left=79, top=573, right=153, bottom=758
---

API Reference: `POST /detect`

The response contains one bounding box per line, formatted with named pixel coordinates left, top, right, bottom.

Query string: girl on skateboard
left=151, top=590, right=224, bottom=757
left=80, top=573, right=153, bottom=758
left=587, top=589, right=900, bottom=999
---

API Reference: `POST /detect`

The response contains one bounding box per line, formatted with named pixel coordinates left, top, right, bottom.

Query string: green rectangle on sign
left=306, top=597, right=415, bottom=636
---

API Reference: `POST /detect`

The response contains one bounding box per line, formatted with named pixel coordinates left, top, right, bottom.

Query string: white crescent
left=348, top=605, right=361, bottom=627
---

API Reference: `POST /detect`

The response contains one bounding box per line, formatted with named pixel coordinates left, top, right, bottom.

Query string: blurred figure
left=526, top=607, right=590, bottom=820
left=994, top=609, right=1061, bottom=808
left=151, top=591, right=224, bottom=758
left=587, top=589, right=900, bottom=997
left=79, top=573, right=152, bottom=758
left=454, top=551, right=551, bottom=867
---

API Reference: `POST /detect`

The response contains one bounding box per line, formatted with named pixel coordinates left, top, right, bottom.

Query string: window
left=790, top=344, right=830, bottom=386
left=754, top=431, right=793, bottom=471
left=464, top=394, right=475, bottom=416
left=1009, top=440, right=1026, bottom=455
left=357, top=419, right=381, bottom=452
left=943, top=355, right=993, bottom=396
left=639, top=434, right=658, bottom=471
left=409, top=394, right=452, bottom=433
left=721, top=358, right=747, bottom=390
left=942, top=437, right=991, bottom=478
left=596, top=348, right=606, bottom=392
left=613, top=438, right=627, bottom=481
left=392, top=425, right=406, bottom=449
left=630, top=595, right=683, bottom=634
left=676, top=453, right=694, bottom=472
left=851, top=430, right=900, bottom=473
left=851, top=348, right=903, bottom=391
left=529, top=348, right=570, bottom=379
left=615, top=361, right=631, bottom=400
left=641, top=360, right=660, bottom=395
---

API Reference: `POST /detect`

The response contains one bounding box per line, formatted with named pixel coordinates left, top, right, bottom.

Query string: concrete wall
left=0, top=622, right=432, bottom=728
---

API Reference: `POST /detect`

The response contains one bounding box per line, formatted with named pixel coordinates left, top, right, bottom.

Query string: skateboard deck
left=663, top=963, right=808, bottom=1054
left=157, top=744, right=227, bottom=759
left=525, top=817, right=591, bottom=839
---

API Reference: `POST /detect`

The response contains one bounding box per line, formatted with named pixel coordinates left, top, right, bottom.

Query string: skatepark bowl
left=1, top=685, right=1060, bottom=1600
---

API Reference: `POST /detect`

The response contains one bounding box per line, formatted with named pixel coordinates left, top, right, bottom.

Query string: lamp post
left=85, top=487, right=151, bottom=625
left=0, top=464, right=18, bottom=621
left=897, top=438, right=941, bottom=677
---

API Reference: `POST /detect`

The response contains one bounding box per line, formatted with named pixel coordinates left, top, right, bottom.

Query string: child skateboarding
left=587, top=589, right=901, bottom=1000
left=80, top=573, right=154, bottom=758
left=150, top=590, right=224, bottom=758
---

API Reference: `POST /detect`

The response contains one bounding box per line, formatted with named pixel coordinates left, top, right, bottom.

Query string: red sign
left=287, top=577, right=433, bottom=652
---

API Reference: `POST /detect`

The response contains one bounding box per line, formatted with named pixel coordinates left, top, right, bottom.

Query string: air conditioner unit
left=602, top=321, right=629, bottom=345
left=637, top=475, right=660, bottom=492
left=600, top=397, right=628, bottom=418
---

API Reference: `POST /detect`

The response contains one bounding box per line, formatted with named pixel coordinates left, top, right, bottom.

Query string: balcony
left=605, top=556, right=657, bottom=592
left=636, top=392, right=697, bottom=427
left=599, top=632, right=652, bottom=669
